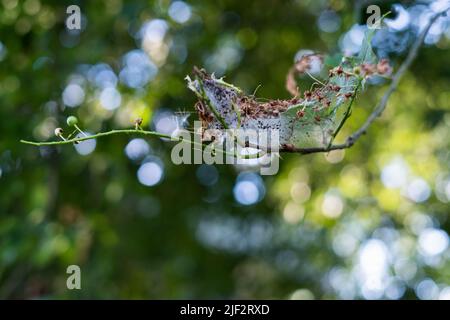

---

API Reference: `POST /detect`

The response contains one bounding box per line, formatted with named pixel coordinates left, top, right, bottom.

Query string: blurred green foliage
left=0, top=0, right=449, bottom=299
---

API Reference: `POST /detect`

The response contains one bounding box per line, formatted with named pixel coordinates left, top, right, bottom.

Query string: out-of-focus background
left=0, top=0, right=449, bottom=299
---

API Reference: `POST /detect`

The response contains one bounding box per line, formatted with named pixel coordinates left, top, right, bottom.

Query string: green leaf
left=358, top=29, right=377, bottom=64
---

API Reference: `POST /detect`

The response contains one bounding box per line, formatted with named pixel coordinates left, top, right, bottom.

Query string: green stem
left=74, top=124, right=88, bottom=137
left=231, top=100, right=241, bottom=129
left=66, top=128, right=79, bottom=140
left=328, top=80, right=362, bottom=148
left=20, top=129, right=263, bottom=160
left=21, top=129, right=172, bottom=146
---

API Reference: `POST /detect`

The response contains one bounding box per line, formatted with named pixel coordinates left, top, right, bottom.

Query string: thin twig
left=21, top=129, right=173, bottom=146
left=20, top=129, right=263, bottom=159
left=328, top=79, right=362, bottom=148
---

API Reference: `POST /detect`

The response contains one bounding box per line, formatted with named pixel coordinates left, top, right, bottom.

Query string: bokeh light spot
left=168, top=1, right=192, bottom=24
left=137, top=160, right=164, bottom=187
left=62, top=83, right=85, bottom=108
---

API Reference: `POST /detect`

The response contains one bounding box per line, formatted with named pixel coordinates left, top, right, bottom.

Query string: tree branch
left=21, top=8, right=447, bottom=159
left=283, top=8, right=448, bottom=154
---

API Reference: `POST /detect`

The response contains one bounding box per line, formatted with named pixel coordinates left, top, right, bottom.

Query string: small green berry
left=66, top=116, right=79, bottom=127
